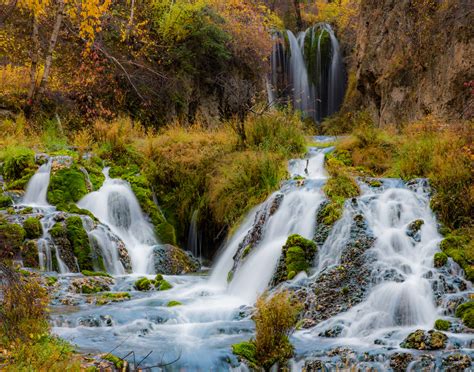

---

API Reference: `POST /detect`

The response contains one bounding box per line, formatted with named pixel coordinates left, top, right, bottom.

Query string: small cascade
left=210, top=146, right=330, bottom=304
left=78, top=168, right=157, bottom=274
left=269, top=23, right=346, bottom=122
left=38, top=213, right=71, bottom=273
left=187, top=210, right=202, bottom=262
left=22, top=159, right=52, bottom=206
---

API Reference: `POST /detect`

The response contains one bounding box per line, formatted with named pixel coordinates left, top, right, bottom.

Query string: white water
left=22, top=159, right=52, bottom=206
left=78, top=168, right=157, bottom=274
left=296, top=181, right=444, bottom=350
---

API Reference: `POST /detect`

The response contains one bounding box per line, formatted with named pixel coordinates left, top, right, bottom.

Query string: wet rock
left=152, top=244, right=200, bottom=274
left=303, top=359, right=325, bottom=371
left=313, top=201, right=332, bottom=248
left=297, top=213, right=375, bottom=325
left=400, top=329, right=448, bottom=350
left=442, top=353, right=472, bottom=371
left=389, top=352, right=414, bottom=372
left=434, top=252, right=448, bottom=268
left=69, top=276, right=115, bottom=294
left=406, top=219, right=424, bottom=242
left=116, top=240, right=132, bottom=272
left=49, top=222, right=79, bottom=272
left=409, top=354, right=435, bottom=370
left=406, top=178, right=431, bottom=194
left=318, top=324, right=343, bottom=338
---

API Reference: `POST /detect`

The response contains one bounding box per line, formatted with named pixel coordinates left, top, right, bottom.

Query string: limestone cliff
left=347, top=0, right=473, bottom=125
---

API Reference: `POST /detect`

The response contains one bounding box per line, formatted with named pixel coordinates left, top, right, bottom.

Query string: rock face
left=152, top=244, right=200, bottom=275
left=295, top=212, right=375, bottom=327
left=350, top=0, right=474, bottom=124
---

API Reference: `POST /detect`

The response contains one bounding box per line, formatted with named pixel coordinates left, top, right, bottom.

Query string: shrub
left=23, top=217, right=43, bottom=239
left=0, top=146, right=36, bottom=182
left=0, top=221, right=26, bottom=261
left=0, top=194, right=13, bottom=208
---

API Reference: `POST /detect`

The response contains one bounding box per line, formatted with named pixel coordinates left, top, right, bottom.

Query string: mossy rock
left=440, top=231, right=473, bottom=282
left=22, top=239, right=39, bottom=268
left=102, top=354, right=125, bottom=369
left=167, top=300, right=182, bottom=307
left=96, top=292, right=131, bottom=305
left=434, top=319, right=451, bottom=331
left=134, top=277, right=154, bottom=291
left=434, top=252, right=448, bottom=268
left=455, top=301, right=474, bottom=329
left=66, top=216, right=94, bottom=271
left=232, top=341, right=257, bottom=368
left=81, top=270, right=111, bottom=278
left=242, top=244, right=252, bottom=258
left=47, top=166, right=88, bottom=206
left=46, top=276, right=58, bottom=286
left=23, top=217, right=43, bottom=239
left=318, top=200, right=343, bottom=226
left=0, top=194, right=13, bottom=208
left=400, top=329, right=447, bottom=350
left=156, top=279, right=173, bottom=291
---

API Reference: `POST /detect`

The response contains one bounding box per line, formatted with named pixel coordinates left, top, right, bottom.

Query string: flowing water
left=269, top=23, right=346, bottom=122
left=78, top=168, right=157, bottom=274
left=16, top=141, right=472, bottom=370
left=22, top=159, right=52, bottom=206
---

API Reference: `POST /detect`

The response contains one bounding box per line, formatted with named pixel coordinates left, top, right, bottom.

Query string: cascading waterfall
left=78, top=168, right=157, bottom=274
left=22, top=159, right=52, bottom=206
left=269, top=23, right=346, bottom=122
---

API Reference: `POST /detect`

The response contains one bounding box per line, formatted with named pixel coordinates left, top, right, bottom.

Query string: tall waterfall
left=78, top=168, right=157, bottom=274
left=269, top=23, right=346, bottom=123
left=22, top=159, right=52, bottom=206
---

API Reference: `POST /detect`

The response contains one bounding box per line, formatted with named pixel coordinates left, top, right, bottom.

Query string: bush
left=23, top=217, right=43, bottom=239
left=254, top=291, right=300, bottom=369
left=0, top=146, right=36, bottom=181
left=0, top=221, right=26, bottom=261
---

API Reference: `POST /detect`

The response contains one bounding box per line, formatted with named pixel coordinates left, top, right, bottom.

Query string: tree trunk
left=37, top=0, right=65, bottom=97
left=27, top=14, right=40, bottom=102
left=293, top=0, right=303, bottom=30
left=125, top=0, right=135, bottom=42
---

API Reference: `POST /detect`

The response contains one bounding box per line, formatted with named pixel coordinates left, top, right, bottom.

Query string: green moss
left=83, top=158, right=105, bottom=190
left=157, top=279, right=173, bottom=291
left=56, top=203, right=96, bottom=219
left=434, top=319, right=451, bottom=331
left=318, top=200, right=344, bottom=226
left=81, top=285, right=102, bottom=294
left=167, top=300, right=182, bottom=307
left=66, top=216, right=94, bottom=271
left=20, top=206, right=33, bottom=215
left=242, top=244, right=252, bottom=258
left=232, top=341, right=257, bottom=368
left=46, top=276, right=58, bottom=286
left=1, top=146, right=36, bottom=182
left=434, top=252, right=448, bottom=268
left=227, top=270, right=233, bottom=283
left=102, top=354, right=124, bottom=369
left=455, top=301, right=474, bottom=329
left=134, top=277, right=154, bottom=291
left=440, top=231, right=473, bottom=282
left=0, top=194, right=13, bottom=208
left=96, top=292, right=131, bottom=305
left=47, top=166, right=88, bottom=206
left=22, top=240, right=39, bottom=268
left=81, top=270, right=111, bottom=278
left=368, top=180, right=382, bottom=187
left=23, top=217, right=43, bottom=239
left=283, top=234, right=317, bottom=280
left=155, top=273, right=164, bottom=282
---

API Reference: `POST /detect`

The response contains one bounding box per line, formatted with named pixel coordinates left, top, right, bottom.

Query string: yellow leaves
left=17, top=0, right=53, bottom=17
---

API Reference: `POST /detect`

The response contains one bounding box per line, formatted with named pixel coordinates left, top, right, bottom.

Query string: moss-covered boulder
left=156, top=278, right=173, bottom=291
left=271, top=234, right=317, bottom=286
left=455, top=301, right=474, bottom=329
left=167, top=300, right=182, bottom=307
left=434, top=319, right=451, bottom=331
left=95, top=292, right=131, bottom=305
left=152, top=244, right=200, bottom=275
left=0, top=194, right=13, bottom=209
left=400, top=329, right=447, bottom=350
left=22, top=240, right=39, bottom=268
left=47, top=166, right=88, bottom=207
left=134, top=277, right=154, bottom=291
left=434, top=252, right=448, bottom=268
left=406, top=219, right=424, bottom=241
left=69, top=276, right=114, bottom=294
left=23, top=217, right=43, bottom=239
left=440, top=232, right=473, bottom=282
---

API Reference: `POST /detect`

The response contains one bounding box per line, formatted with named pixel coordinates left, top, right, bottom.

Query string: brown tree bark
left=27, top=14, right=40, bottom=102
left=37, top=0, right=65, bottom=97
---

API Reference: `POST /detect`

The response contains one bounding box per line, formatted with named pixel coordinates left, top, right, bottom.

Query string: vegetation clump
left=0, top=146, right=37, bottom=190
left=440, top=232, right=473, bottom=282
left=284, top=234, right=317, bottom=280
left=434, top=252, right=448, bottom=268
left=47, top=166, right=88, bottom=208
left=133, top=276, right=173, bottom=291
left=96, top=292, right=131, bottom=305
left=434, top=319, right=451, bottom=331
left=232, top=291, right=300, bottom=369
left=0, top=194, right=13, bottom=208
left=134, top=277, right=154, bottom=291
left=455, top=301, right=474, bottom=329
left=0, top=220, right=26, bottom=262
left=81, top=270, right=111, bottom=278
left=167, top=300, right=182, bottom=307
left=23, top=217, right=43, bottom=239
left=65, top=216, right=94, bottom=271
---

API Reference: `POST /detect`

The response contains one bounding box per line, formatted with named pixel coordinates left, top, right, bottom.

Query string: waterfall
left=22, top=159, right=52, bottom=206
left=269, top=23, right=346, bottom=122
left=187, top=210, right=202, bottom=262
left=78, top=168, right=157, bottom=274
left=211, top=147, right=330, bottom=304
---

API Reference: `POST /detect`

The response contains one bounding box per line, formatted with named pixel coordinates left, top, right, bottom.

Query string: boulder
left=152, top=244, right=200, bottom=275
left=400, top=329, right=447, bottom=350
